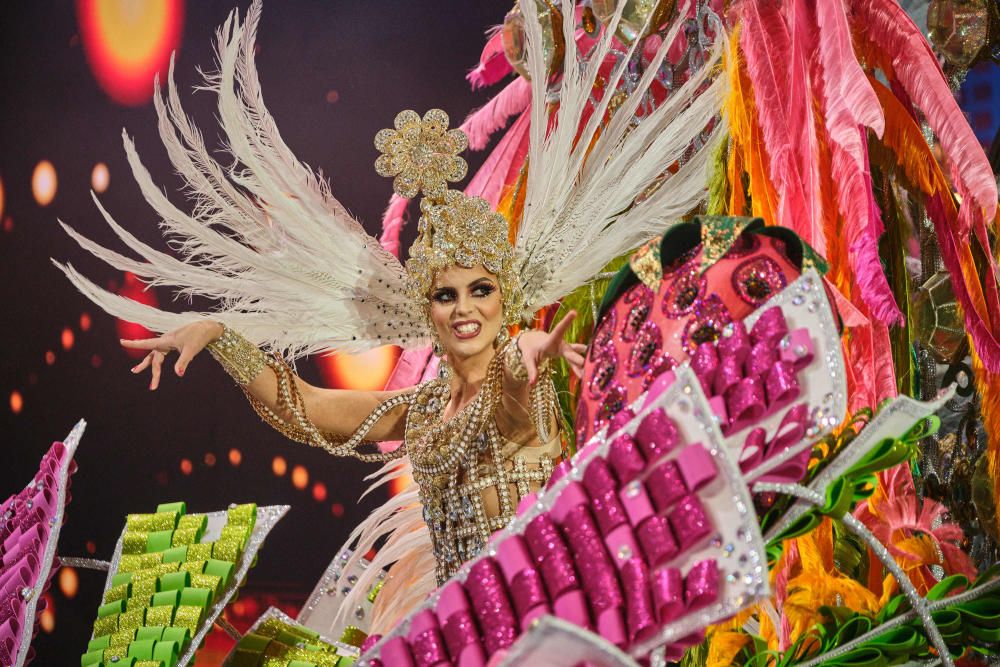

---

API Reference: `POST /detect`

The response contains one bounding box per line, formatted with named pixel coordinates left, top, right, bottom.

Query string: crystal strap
left=206, top=325, right=267, bottom=386
left=60, top=557, right=111, bottom=571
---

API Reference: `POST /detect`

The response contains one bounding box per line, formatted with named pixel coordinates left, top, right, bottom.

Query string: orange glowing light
left=291, top=465, right=309, bottom=490
left=179, top=458, right=192, bottom=475
left=228, top=448, right=242, bottom=466
left=390, top=469, right=415, bottom=497
left=204, top=452, right=216, bottom=467
left=272, top=456, right=287, bottom=476
left=59, top=566, right=79, bottom=599
left=312, top=482, right=327, bottom=502
left=80, top=312, right=92, bottom=331
left=61, top=327, right=75, bottom=350
left=40, top=599, right=55, bottom=633
left=116, top=273, right=159, bottom=358
left=10, top=391, right=23, bottom=414
left=316, top=345, right=402, bottom=391
left=45, top=350, right=56, bottom=365
left=32, top=160, right=57, bottom=206
left=76, top=0, right=185, bottom=106
left=91, top=162, right=110, bottom=192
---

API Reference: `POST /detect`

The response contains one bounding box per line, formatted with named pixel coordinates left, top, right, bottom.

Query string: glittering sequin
left=661, top=244, right=701, bottom=278
left=589, top=308, right=618, bottom=362
left=662, top=263, right=707, bottom=317
left=575, top=398, right=590, bottom=445
left=733, top=257, right=788, bottom=307
left=593, top=382, right=627, bottom=433
left=587, top=345, right=619, bottom=399
left=621, top=284, right=654, bottom=342
left=627, top=321, right=664, bottom=377
left=722, top=232, right=760, bottom=258
left=682, top=295, right=732, bottom=352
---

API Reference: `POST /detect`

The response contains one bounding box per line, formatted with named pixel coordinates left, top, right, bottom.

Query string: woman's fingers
left=174, top=345, right=197, bottom=377
left=131, top=352, right=154, bottom=374
left=570, top=360, right=584, bottom=378
left=121, top=337, right=166, bottom=351
left=571, top=343, right=587, bottom=354
left=550, top=310, right=577, bottom=342
left=150, top=350, right=164, bottom=390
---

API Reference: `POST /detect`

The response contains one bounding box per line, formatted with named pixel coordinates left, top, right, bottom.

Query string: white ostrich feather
left=514, top=0, right=726, bottom=316
left=54, top=0, right=426, bottom=359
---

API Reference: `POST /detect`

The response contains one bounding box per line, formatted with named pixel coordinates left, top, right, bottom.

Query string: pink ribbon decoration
left=408, top=610, right=449, bottom=667
left=465, top=558, right=518, bottom=654
left=764, top=361, right=800, bottom=407
left=559, top=505, right=625, bottom=644
left=713, top=355, right=743, bottom=397
left=675, top=445, right=718, bottom=493
left=668, top=495, right=712, bottom=552
left=690, top=342, right=720, bottom=394
left=746, top=340, right=777, bottom=378
left=436, top=582, right=486, bottom=666
left=636, top=516, right=679, bottom=567
left=651, top=567, right=685, bottom=622
left=608, top=434, right=646, bottom=482
left=738, top=403, right=810, bottom=482
left=609, top=407, right=636, bottom=436
left=684, top=560, right=720, bottom=610
left=496, top=535, right=550, bottom=628
left=750, top=306, right=789, bottom=347
left=632, top=408, right=679, bottom=461
left=718, top=321, right=751, bottom=365
left=380, top=636, right=416, bottom=667
left=646, top=460, right=688, bottom=512
left=725, top=377, right=767, bottom=432
left=360, top=634, right=384, bottom=653
left=619, top=481, right=655, bottom=527
left=621, top=558, right=656, bottom=643
left=779, top=328, right=815, bottom=369
left=582, top=461, right=628, bottom=535
left=524, top=516, right=579, bottom=598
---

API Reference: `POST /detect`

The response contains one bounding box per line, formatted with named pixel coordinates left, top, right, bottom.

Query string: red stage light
left=45, top=351, right=55, bottom=365
left=39, top=595, right=55, bottom=633
left=291, top=465, right=308, bottom=490
left=80, top=312, right=92, bottom=331
left=61, top=328, right=75, bottom=350
left=204, top=452, right=216, bottom=467
left=59, top=567, right=79, bottom=599
left=85, top=540, right=97, bottom=554
left=228, top=448, right=242, bottom=466
left=316, top=345, right=401, bottom=391
left=76, top=0, right=185, bottom=106
left=272, top=456, right=287, bottom=476
left=10, top=391, right=23, bottom=414
left=116, top=273, right=159, bottom=358
left=331, top=503, right=345, bottom=517
left=179, top=458, right=192, bottom=475
left=312, top=482, right=327, bottom=502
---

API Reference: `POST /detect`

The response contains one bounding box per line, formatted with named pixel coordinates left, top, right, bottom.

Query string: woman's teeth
left=454, top=323, right=480, bottom=335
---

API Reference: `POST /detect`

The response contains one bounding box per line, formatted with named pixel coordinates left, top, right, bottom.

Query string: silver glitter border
left=764, top=387, right=955, bottom=541
left=358, top=367, right=771, bottom=664
left=14, top=418, right=86, bottom=667
left=95, top=503, right=289, bottom=667
left=220, top=605, right=359, bottom=666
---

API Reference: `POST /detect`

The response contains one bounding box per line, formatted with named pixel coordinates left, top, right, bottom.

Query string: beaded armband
left=504, top=334, right=530, bottom=382
left=206, top=326, right=267, bottom=386
left=242, top=354, right=409, bottom=464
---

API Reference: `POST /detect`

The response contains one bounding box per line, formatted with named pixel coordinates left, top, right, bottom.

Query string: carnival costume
left=54, top=0, right=724, bottom=634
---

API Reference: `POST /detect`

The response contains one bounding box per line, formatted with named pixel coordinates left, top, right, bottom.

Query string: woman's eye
left=473, top=285, right=496, bottom=297
left=432, top=290, right=455, bottom=303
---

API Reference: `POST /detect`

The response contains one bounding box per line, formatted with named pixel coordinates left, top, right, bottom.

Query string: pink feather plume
left=851, top=0, right=998, bottom=231
left=466, top=27, right=512, bottom=90
left=378, top=193, right=410, bottom=258
left=465, top=110, right=531, bottom=207
left=460, top=77, right=532, bottom=152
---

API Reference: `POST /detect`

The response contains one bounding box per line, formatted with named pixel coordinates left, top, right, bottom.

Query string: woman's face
left=429, top=264, right=504, bottom=362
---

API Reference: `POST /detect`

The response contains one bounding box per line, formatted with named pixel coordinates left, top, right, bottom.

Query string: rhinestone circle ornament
left=374, top=109, right=469, bottom=200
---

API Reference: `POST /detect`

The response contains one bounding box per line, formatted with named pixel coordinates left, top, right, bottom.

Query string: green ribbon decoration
left=231, top=617, right=352, bottom=667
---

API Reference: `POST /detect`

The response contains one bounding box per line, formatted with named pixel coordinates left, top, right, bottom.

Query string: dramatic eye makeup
left=470, top=279, right=497, bottom=297
left=431, top=287, right=457, bottom=303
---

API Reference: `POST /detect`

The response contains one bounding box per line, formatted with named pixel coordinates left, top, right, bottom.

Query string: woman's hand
left=120, top=320, right=224, bottom=390
left=517, top=310, right=587, bottom=384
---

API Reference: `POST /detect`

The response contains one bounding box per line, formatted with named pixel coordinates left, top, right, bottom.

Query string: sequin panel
left=589, top=308, right=618, bottom=362
left=733, top=257, right=788, bottom=307
left=682, top=294, right=733, bottom=352
left=593, top=382, right=627, bottom=435
left=722, top=232, right=760, bottom=259
left=627, top=321, right=663, bottom=377
left=621, top=284, right=654, bottom=342
left=662, top=263, right=707, bottom=318
left=661, top=244, right=702, bottom=278
left=587, top=345, right=619, bottom=399
left=575, top=396, right=590, bottom=445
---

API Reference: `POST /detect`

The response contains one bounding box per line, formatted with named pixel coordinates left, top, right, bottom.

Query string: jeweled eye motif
left=722, top=232, right=760, bottom=259
left=733, top=257, right=787, bottom=307
left=621, top=284, right=653, bottom=342
left=587, top=345, right=619, bottom=399
left=627, top=321, right=663, bottom=377
left=593, top=382, right=627, bottom=433
left=662, top=264, right=706, bottom=317
left=589, top=308, right=618, bottom=362
left=682, top=294, right=732, bottom=352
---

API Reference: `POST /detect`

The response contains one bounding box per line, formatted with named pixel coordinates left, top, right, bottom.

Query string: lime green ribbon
left=765, top=416, right=938, bottom=564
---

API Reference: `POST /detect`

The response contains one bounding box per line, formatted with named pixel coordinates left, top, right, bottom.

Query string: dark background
left=0, top=1, right=509, bottom=663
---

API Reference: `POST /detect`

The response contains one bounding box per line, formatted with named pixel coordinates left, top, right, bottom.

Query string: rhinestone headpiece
left=375, top=109, right=523, bottom=326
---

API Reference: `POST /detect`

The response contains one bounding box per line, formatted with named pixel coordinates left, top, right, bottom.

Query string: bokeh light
left=325, top=89, right=340, bottom=103
left=61, top=327, right=75, bottom=350
left=312, top=482, right=327, bottom=502
left=316, top=345, right=401, bottom=391
left=59, top=566, right=79, bottom=599
left=76, top=0, right=185, bottom=106
left=91, top=162, right=110, bottom=192
left=45, top=350, right=56, bottom=365
left=85, top=540, right=97, bottom=554
left=32, top=160, right=57, bottom=206
left=228, top=448, right=242, bottom=466
left=80, top=312, right=92, bottom=331
left=179, top=458, right=192, bottom=475
left=116, top=273, right=159, bottom=358
left=0, top=175, right=4, bottom=218
left=204, top=452, right=216, bottom=467
left=272, top=456, right=287, bottom=476
left=2, top=217, right=11, bottom=233
left=331, top=503, right=345, bottom=517
left=291, top=465, right=309, bottom=490
left=40, top=595, right=55, bottom=633
left=10, top=391, right=23, bottom=414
